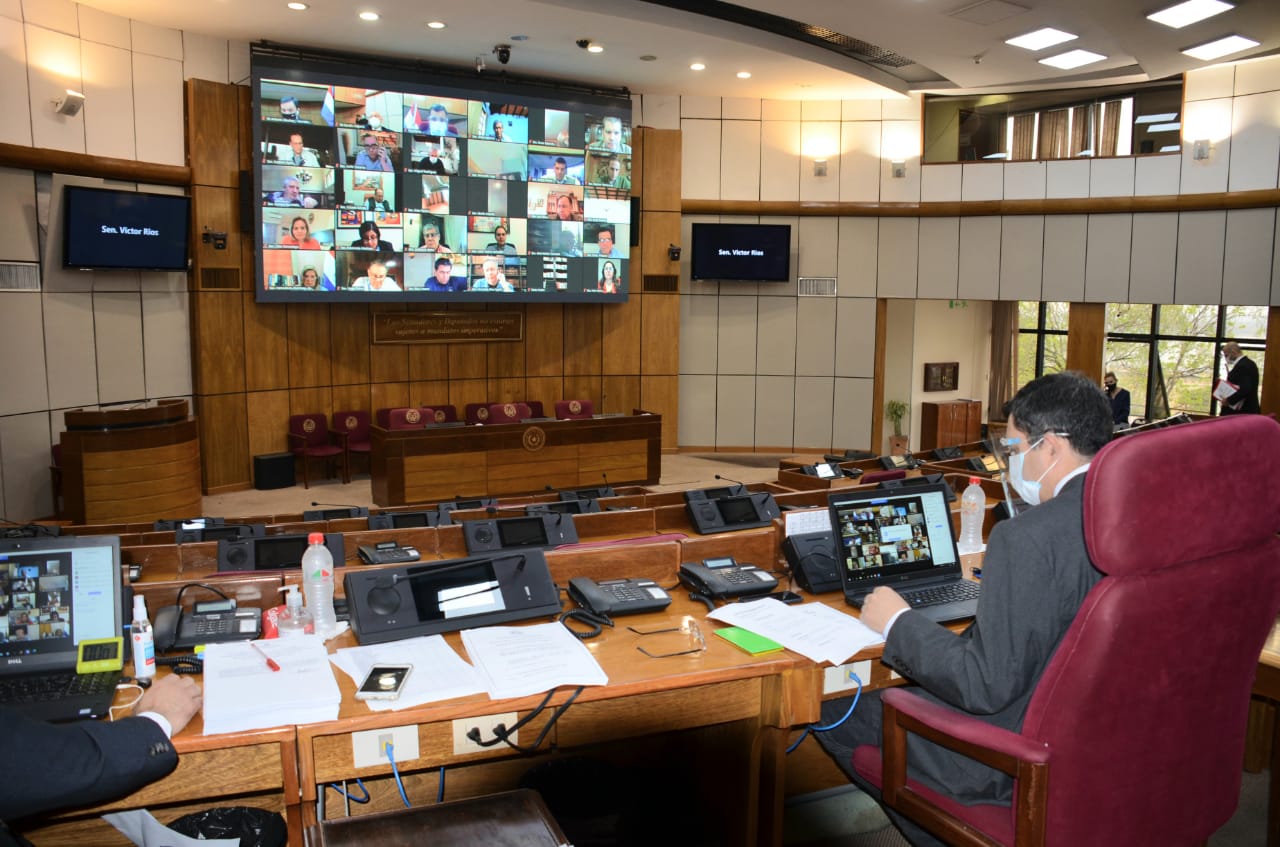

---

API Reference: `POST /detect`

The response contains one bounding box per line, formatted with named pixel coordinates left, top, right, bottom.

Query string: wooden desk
left=1253, top=618, right=1280, bottom=847
left=370, top=412, right=662, bottom=506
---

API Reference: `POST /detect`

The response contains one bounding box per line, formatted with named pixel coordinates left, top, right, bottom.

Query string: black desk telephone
left=358, top=541, right=421, bottom=565
left=679, top=557, right=778, bottom=599
left=153, top=599, right=261, bottom=651
left=567, top=577, right=672, bottom=616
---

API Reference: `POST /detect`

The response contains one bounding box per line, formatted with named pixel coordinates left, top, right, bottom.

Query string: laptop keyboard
left=0, top=670, right=120, bottom=705
left=899, top=580, right=981, bottom=608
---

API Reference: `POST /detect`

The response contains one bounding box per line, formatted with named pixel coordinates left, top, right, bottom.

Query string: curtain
left=1038, top=109, right=1069, bottom=159
left=1070, top=105, right=1091, bottom=157
left=1010, top=114, right=1036, bottom=160
left=989, top=301, right=1018, bottom=421
left=1098, top=101, right=1122, bottom=157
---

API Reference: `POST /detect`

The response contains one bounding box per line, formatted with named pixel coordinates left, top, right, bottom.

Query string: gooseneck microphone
left=714, top=474, right=746, bottom=486
left=311, top=501, right=363, bottom=509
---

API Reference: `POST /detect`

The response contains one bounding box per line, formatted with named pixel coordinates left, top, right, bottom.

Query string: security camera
left=201, top=229, right=228, bottom=250
left=668, top=244, right=682, bottom=262
left=494, top=44, right=511, bottom=65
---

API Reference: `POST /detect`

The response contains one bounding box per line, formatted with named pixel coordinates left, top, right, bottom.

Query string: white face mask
left=1007, top=437, right=1059, bottom=507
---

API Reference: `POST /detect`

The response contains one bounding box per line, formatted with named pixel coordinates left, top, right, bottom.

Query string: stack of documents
left=330, top=635, right=486, bottom=711
left=461, top=622, right=608, bottom=700
left=201, top=636, right=341, bottom=734
left=708, top=600, right=884, bottom=665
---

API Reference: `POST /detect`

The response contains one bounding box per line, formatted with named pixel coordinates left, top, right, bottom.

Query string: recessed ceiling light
left=1039, top=49, right=1106, bottom=69
left=736, top=71, right=752, bottom=79
left=427, top=21, right=446, bottom=29
left=1005, top=27, right=1077, bottom=51
left=587, top=43, right=604, bottom=53
left=359, top=11, right=379, bottom=21
left=1147, top=122, right=1182, bottom=132
left=287, top=2, right=308, bottom=9
left=1148, top=0, right=1233, bottom=29
left=690, top=62, right=705, bottom=71
left=1135, top=112, right=1179, bottom=124
left=1182, top=34, right=1259, bottom=61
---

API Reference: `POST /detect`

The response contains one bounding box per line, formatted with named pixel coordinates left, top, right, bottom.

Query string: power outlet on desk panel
left=823, top=661, right=871, bottom=695
left=352, top=725, right=419, bottom=768
left=452, top=712, right=518, bottom=755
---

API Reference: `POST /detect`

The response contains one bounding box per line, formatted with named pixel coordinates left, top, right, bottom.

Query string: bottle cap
left=969, top=476, right=981, bottom=485
left=133, top=594, right=147, bottom=616
left=308, top=532, right=324, bottom=545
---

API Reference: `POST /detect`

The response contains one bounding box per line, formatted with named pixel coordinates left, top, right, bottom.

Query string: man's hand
left=136, top=674, right=203, bottom=735
left=860, top=586, right=910, bottom=635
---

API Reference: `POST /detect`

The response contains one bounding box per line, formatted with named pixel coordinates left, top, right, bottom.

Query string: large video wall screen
left=252, top=57, right=633, bottom=303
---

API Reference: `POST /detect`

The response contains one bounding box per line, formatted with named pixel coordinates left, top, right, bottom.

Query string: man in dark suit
left=1220, top=342, right=1260, bottom=415
left=1104, top=371, right=1130, bottom=426
left=1, top=675, right=202, bottom=845
left=814, top=371, right=1112, bottom=846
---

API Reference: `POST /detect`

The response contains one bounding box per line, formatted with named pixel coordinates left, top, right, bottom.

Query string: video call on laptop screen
left=832, top=489, right=958, bottom=582
left=0, top=540, right=119, bottom=660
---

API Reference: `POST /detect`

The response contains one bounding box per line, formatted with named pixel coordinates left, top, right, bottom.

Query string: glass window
left=1103, top=340, right=1150, bottom=422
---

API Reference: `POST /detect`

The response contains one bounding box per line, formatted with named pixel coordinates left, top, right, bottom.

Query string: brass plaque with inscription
left=371, top=312, right=524, bottom=344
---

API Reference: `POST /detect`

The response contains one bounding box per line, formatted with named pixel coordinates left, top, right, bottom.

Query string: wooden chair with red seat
left=287, top=413, right=347, bottom=488
left=387, top=407, right=428, bottom=430
left=331, top=410, right=372, bottom=478
left=554, top=399, right=594, bottom=420
left=851, top=414, right=1280, bottom=847
left=518, top=400, right=545, bottom=418
left=486, top=402, right=530, bottom=424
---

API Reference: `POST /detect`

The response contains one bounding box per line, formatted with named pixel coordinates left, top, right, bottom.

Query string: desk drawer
left=556, top=678, right=763, bottom=747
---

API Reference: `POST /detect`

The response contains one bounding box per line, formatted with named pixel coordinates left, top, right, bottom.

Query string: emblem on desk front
left=523, top=426, right=546, bottom=452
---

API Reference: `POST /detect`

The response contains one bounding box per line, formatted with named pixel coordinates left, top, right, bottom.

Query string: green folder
left=714, top=626, right=784, bottom=655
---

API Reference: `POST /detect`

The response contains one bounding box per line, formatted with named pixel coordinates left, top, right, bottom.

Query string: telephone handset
left=567, top=577, right=672, bottom=616
left=357, top=541, right=421, bottom=565
left=678, top=557, right=778, bottom=599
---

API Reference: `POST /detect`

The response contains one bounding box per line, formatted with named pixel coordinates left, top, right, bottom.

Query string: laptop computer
left=0, top=535, right=124, bottom=722
left=828, top=482, right=979, bottom=624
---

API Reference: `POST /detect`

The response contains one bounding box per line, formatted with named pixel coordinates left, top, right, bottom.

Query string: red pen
left=250, top=641, right=281, bottom=672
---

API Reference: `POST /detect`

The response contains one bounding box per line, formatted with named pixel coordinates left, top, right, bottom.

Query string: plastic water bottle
left=301, top=533, right=338, bottom=638
left=131, top=594, right=155, bottom=679
left=958, top=476, right=985, bottom=554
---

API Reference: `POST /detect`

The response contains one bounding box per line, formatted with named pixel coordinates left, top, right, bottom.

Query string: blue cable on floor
left=787, top=673, right=862, bottom=754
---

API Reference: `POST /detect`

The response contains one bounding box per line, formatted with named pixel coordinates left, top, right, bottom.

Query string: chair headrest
left=1084, top=415, right=1280, bottom=576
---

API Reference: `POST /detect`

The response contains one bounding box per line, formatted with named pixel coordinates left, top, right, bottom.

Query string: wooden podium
left=59, top=399, right=203, bottom=524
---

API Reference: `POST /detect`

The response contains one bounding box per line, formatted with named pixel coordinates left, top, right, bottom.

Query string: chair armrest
left=286, top=432, right=307, bottom=449
left=882, top=688, right=1049, bottom=768
left=332, top=431, right=351, bottom=447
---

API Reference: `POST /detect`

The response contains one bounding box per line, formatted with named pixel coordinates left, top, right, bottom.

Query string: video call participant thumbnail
left=264, top=175, right=320, bottom=209
left=418, top=255, right=466, bottom=292
left=349, top=260, right=401, bottom=291
left=471, top=257, right=514, bottom=292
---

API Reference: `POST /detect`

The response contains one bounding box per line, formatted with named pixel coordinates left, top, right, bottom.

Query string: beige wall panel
left=287, top=304, right=333, bottom=388
left=802, top=100, right=841, bottom=121
left=678, top=373, right=717, bottom=446
left=920, top=164, right=961, bottom=202
left=132, top=53, right=184, bottom=166
left=999, top=216, right=1044, bottom=302
left=720, top=120, right=761, bottom=202
left=77, top=5, right=130, bottom=47
left=0, top=168, right=37, bottom=261
left=763, top=100, right=801, bottom=121
left=43, top=293, right=99, bottom=409
left=1, top=411, right=54, bottom=520
left=525, top=303, right=565, bottom=377
left=1228, top=91, right=1280, bottom=192
left=246, top=388, right=290, bottom=458
left=1090, top=157, right=1135, bottom=197
left=0, top=293, right=49, bottom=415
left=1041, top=216, right=1088, bottom=302
left=879, top=121, right=920, bottom=203
left=681, top=118, right=721, bottom=200
left=1046, top=160, right=1090, bottom=199
left=796, top=297, right=836, bottom=377
left=602, top=294, right=641, bottom=375
left=834, top=298, right=876, bottom=379
left=883, top=96, right=921, bottom=122
left=1185, top=64, right=1236, bottom=101
left=330, top=304, right=371, bottom=385
left=1234, top=55, right=1280, bottom=96
left=131, top=19, right=183, bottom=58
left=754, top=375, right=795, bottom=448
left=25, top=0, right=77, bottom=33
left=842, top=100, right=882, bottom=121
left=183, top=32, right=229, bottom=83
left=723, top=98, right=761, bottom=120
left=141, top=289, right=192, bottom=399
left=563, top=304, right=602, bottom=376
left=0, top=17, right=32, bottom=147
left=715, top=374, right=756, bottom=446
left=1135, top=154, right=1181, bottom=196
left=1084, top=214, right=1133, bottom=303
left=837, top=217, right=879, bottom=298
left=641, top=95, right=679, bottom=129
left=43, top=175, right=99, bottom=293
left=229, top=40, right=250, bottom=85
left=1174, top=210, right=1226, bottom=304
left=833, top=376, right=874, bottom=452
left=641, top=293, right=679, bottom=375
left=1128, top=214, right=1178, bottom=304
left=755, top=295, right=797, bottom=377
left=715, top=296, right=758, bottom=376
left=1004, top=161, right=1047, bottom=200
left=839, top=121, right=881, bottom=203
left=961, top=162, right=1002, bottom=201
left=760, top=120, right=801, bottom=202
left=917, top=217, right=959, bottom=300
left=876, top=218, right=919, bottom=299
left=640, top=374, right=678, bottom=448
left=799, top=121, right=840, bottom=202
left=957, top=217, right=1001, bottom=301
left=26, top=24, right=83, bottom=154
left=601, top=375, right=640, bottom=415
left=679, top=292, right=719, bottom=374
left=793, top=376, right=835, bottom=449
left=1181, top=99, right=1232, bottom=195
left=1222, top=208, right=1275, bottom=306
left=80, top=41, right=135, bottom=160
left=797, top=217, right=838, bottom=279
left=243, top=297, right=289, bottom=391
left=681, top=96, right=721, bottom=118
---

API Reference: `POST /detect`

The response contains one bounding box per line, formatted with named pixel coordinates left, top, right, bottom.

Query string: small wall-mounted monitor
left=63, top=186, right=190, bottom=271
left=690, top=223, right=790, bottom=282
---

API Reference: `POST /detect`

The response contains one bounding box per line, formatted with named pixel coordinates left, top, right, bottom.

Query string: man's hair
left=434, top=257, right=452, bottom=270
left=1003, top=371, right=1113, bottom=458
left=281, top=176, right=300, bottom=188
left=422, top=225, right=439, bottom=235
left=554, top=157, right=567, bottom=166
left=494, top=225, right=507, bottom=236
left=597, top=225, right=614, bottom=240
left=1104, top=371, right=1116, bottom=381
left=603, top=116, right=621, bottom=128
left=289, top=132, right=303, bottom=142
left=483, top=258, right=498, bottom=269
left=368, top=261, right=387, bottom=273
left=281, top=96, right=298, bottom=107
left=429, top=104, right=447, bottom=116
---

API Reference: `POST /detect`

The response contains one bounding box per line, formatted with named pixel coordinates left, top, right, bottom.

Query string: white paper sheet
left=784, top=508, right=832, bottom=536
left=202, top=636, right=341, bottom=734
left=461, top=622, right=608, bottom=700
left=330, top=635, right=487, bottom=711
left=709, top=599, right=884, bottom=665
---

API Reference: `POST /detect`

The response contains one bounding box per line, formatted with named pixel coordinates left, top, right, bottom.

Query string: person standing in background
left=1103, top=371, right=1130, bottom=427
left=1219, top=342, right=1260, bottom=415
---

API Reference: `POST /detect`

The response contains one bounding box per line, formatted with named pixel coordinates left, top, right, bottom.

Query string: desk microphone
left=310, top=501, right=363, bottom=509
left=714, top=474, right=747, bottom=486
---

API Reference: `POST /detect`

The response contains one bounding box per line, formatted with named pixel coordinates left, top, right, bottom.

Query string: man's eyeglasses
left=629, top=619, right=706, bottom=659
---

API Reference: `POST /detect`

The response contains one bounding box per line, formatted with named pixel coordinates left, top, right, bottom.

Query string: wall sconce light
left=1192, top=138, right=1211, bottom=161
left=890, top=160, right=907, bottom=179
left=54, top=89, right=85, bottom=117
left=813, top=158, right=828, bottom=177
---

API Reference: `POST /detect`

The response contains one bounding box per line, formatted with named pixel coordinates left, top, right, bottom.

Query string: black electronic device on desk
left=568, top=576, right=672, bottom=616
left=357, top=541, right=421, bottom=565
left=527, top=498, right=600, bottom=516
left=879, top=473, right=957, bottom=503
left=436, top=497, right=499, bottom=525
left=879, top=453, right=920, bottom=471
left=799, top=461, right=861, bottom=480
left=153, top=598, right=261, bottom=651
left=369, top=510, right=441, bottom=530
left=684, top=490, right=780, bottom=535
left=154, top=517, right=225, bottom=531
left=217, top=532, right=344, bottom=572
left=782, top=530, right=842, bottom=593
left=932, top=446, right=964, bottom=461
left=558, top=485, right=615, bottom=501
left=462, top=513, right=578, bottom=554
left=679, top=556, right=778, bottom=599
left=968, top=454, right=1001, bottom=474
left=303, top=506, right=370, bottom=521
left=344, top=550, right=561, bottom=644
left=176, top=523, right=265, bottom=544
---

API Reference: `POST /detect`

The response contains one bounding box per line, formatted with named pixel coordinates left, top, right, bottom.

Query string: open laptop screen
left=830, top=485, right=958, bottom=589
left=0, top=535, right=121, bottom=673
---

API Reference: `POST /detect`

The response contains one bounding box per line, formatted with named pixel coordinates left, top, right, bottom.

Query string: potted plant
left=885, top=400, right=909, bottom=455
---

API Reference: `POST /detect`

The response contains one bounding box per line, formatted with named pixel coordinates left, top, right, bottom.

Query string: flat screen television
left=62, top=186, right=190, bottom=271
left=690, top=223, right=791, bottom=282
left=251, top=51, right=633, bottom=304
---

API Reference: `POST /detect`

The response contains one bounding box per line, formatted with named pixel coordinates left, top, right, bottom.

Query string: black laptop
left=0, top=535, right=124, bottom=722
left=828, top=482, right=979, bottom=624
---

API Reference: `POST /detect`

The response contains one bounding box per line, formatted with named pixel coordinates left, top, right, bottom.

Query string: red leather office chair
left=423, top=403, right=457, bottom=423
left=851, top=415, right=1280, bottom=847
left=464, top=403, right=490, bottom=425
left=287, top=413, right=346, bottom=488
left=387, top=407, right=427, bottom=430
left=518, top=400, right=545, bottom=418
left=374, top=407, right=393, bottom=429
left=554, top=399, right=594, bottom=420
left=487, top=402, right=531, bottom=424
left=332, top=410, right=371, bottom=477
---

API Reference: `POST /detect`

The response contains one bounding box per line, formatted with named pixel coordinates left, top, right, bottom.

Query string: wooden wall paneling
left=524, top=303, right=565, bottom=377
left=1064, top=301, right=1106, bottom=380
left=191, top=291, right=246, bottom=396
left=191, top=185, right=242, bottom=270
left=369, top=304, right=410, bottom=384
left=870, top=299, right=888, bottom=454
left=1262, top=306, right=1280, bottom=416
left=448, top=378, right=490, bottom=412
left=245, top=389, right=291, bottom=459
left=486, top=337, right=526, bottom=379
left=195, top=392, right=249, bottom=492
left=242, top=295, right=289, bottom=391
left=370, top=382, right=410, bottom=416
left=563, top=303, right=603, bottom=375
left=602, top=375, right=641, bottom=415
left=640, top=375, right=678, bottom=449
left=640, top=292, right=679, bottom=375
left=526, top=376, right=565, bottom=410
left=185, top=79, right=240, bottom=188
left=406, top=338, right=449, bottom=385
left=289, top=386, right=332, bottom=420
left=237, top=85, right=253, bottom=173
left=640, top=211, right=681, bottom=278
left=564, top=376, right=603, bottom=408
left=448, top=341, right=489, bottom=381
left=287, top=303, right=333, bottom=388
left=330, top=304, right=371, bottom=386
left=639, top=128, right=681, bottom=212
left=489, top=377, right=529, bottom=404
left=331, top=384, right=371, bottom=417
left=630, top=128, right=645, bottom=202
left=603, top=294, right=642, bottom=374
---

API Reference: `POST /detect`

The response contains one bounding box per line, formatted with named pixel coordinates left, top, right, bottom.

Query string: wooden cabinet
left=919, top=400, right=982, bottom=451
